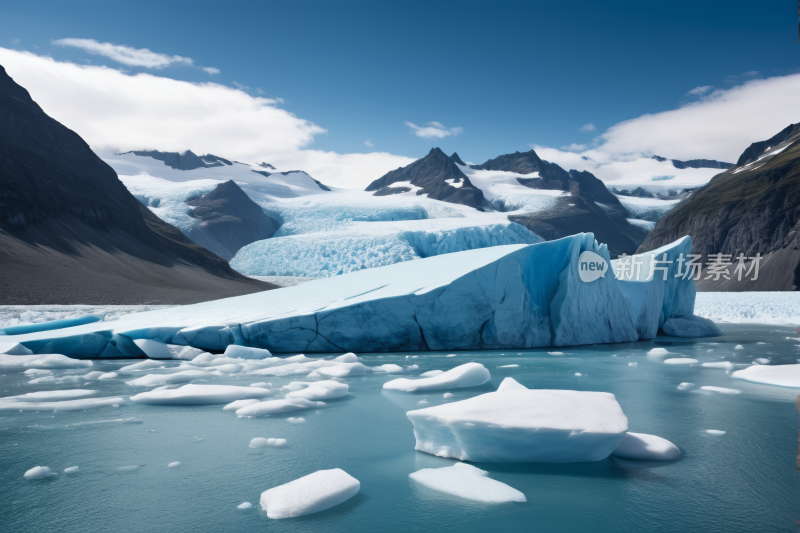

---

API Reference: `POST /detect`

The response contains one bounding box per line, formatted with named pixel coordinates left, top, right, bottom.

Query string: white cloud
left=560, top=143, right=587, bottom=151
left=578, top=123, right=595, bottom=132
left=11, top=38, right=20, bottom=45
left=232, top=81, right=249, bottom=91
left=405, top=121, right=463, bottom=139
left=364, top=139, right=374, bottom=147
left=686, top=85, right=713, bottom=97
left=202, top=67, right=220, bottom=75
left=0, top=48, right=413, bottom=188
left=52, top=38, right=193, bottom=69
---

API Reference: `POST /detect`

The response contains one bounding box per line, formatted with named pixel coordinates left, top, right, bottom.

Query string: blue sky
left=1, top=0, right=799, bottom=186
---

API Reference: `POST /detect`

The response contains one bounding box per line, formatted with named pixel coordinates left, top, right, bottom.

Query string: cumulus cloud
left=686, top=85, right=713, bottom=97
left=364, top=139, right=374, bottom=147
left=52, top=38, right=193, bottom=69
left=578, top=123, right=596, bottom=132
left=405, top=121, right=463, bottom=139
left=0, top=47, right=413, bottom=188
left=560, top=143, right=587, bottom=151
left=201, top=67, right=220, bottom=75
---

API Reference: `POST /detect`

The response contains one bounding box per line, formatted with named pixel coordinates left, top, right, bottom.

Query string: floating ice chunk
left=224, top=345, right=272, bottom=359
left=285, top=381, right=349, bottom=401
left=0, top=353, right=93, bottom=371
left=24, top=466, right=56, bottom=479
left=259, top=468, right=360, bottom=519
left=24, top=368, right=52, bottom=376
left=0, top=341, right=34, bottom=355
left=252, top=363, right=312, bottom=377
left=497, top=377, right=527, bottom=392
left=446, top=354, right=457, bottom=358
left=168, top=462, right=180, bottom=468
left=0, top=396, right=124, bottom=411
left=133, top=339, right=204, bottom=360
left=118, top=360, right=165, bottom=373
left=700, top=386, right=741, bottom=395
left=315, top=362, right=372, bottom=378
left=647, top=348, right=670, bottom=358
left=662, top=315, right=722, bottom=338
left=334, top=353, right=359, bottom=363
left=677, top=382, right=695, bottom=391
left=405, top=364, right=419, bottom=371
left=250, top=437, right=287, bottom=448
left=0, top=389, right=98, bottom=402
left=420, top=370, right=444, bottom=377
left=250, top=382, right=271, bottom=388
left=497, top=364, right=519, bottom=368
left=237, top=502, right=252, bottom=510
left=287, top=417, right=306, bottom=424
left=117, top=465, right=141, bottom=472
left=236, top=398, right=325, bottom=417
left=443, top=392, right=454, bottom=398
left=373, top=364, right=404, bottom=373
left=125, top=370, right=209, bottom=387
left=383, top=363, right=490, bottom=392
left=418, top=400, right=429, bottom=405
left=28, top=375, right=83, bottom=385
left=732, top=363, right=800, bottom=388
left=706, top=429, right=726, bottom=435
left=83, top=371, right=104, bottom=379
left=753, top=358, right=770, bottom=365
left=224, top=399, right=261, bottom=411
left=548, top=352, right=564, bottom=356
left=628, top=362, right=637, bottom=367
left=701, top=361, right=734, bottom=370
left=407, top=389, right=628, bottom=462
left=131, top=384, right=274, bottom=405
left=409, top=462, right=526, bottom=503
left=663, top=358, right=698, bottom=365
left=211, top=364, right=243, bottom=374
left=98, top=372, right=118, bottom=380
left=575, top=373, right=582, bottom=376
left=734, top=345, right=744, bottom=350
left=64, top=466, right=79, bottom=474
left=611, top=432, right=680, bottom=461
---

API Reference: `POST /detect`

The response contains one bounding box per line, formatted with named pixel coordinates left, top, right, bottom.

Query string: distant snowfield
left=616, top=195, right=682, bottom=222
left=694, top=292, right=800, bottom=325
left=0, top=305, right=173, bottom=330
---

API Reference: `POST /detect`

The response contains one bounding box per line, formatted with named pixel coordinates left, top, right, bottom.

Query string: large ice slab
left=732, top=364, right=800, bottom=388
left=259, top=468, right=360, bottom=519
left=129, top=384, right=275, bottom=405
left=3, top=233, right=696, bottom=354
left=409, top=463, right=526, bottom=503
left=406, top=389, right=628, bottom=463
left=383, top=363, right=490, bottom=392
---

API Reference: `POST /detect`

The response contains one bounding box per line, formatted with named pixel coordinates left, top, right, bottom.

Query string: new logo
left=578, top=251, right=608, bottom=282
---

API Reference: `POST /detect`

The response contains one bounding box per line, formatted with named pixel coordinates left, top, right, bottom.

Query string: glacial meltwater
left=1, top=324, right=799, bottom=532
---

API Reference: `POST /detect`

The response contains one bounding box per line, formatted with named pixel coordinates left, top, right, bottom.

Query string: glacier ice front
left=4, top=233, right=697, bottom=355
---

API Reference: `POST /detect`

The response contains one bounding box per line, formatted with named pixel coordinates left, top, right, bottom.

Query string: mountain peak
left=449, top=152, right=466, bottom=165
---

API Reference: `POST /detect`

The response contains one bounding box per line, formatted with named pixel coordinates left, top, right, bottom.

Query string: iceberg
left=383, top=363, right=491, bottom=392
left=130, top=384, right=274, bottom=405
left=284, top=381, right=349, bottom=401
left=611, top=432, right=680, bottom=461
left=223, top=345, right=272, bottom=359
left=259, top=468, right=360, bottom=519
left=250, top=437, right=287, bottom=448
left=2, top=234, right=697, bottom=355
left=662, top=315, right=722, bottom=338
left=732, top=363, right=800, bottom=388
left=409, top=463, right=526, bottom=503
left=406, top=389, right=628, bottom=462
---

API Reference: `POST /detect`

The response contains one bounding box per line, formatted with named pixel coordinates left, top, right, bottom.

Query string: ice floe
left=0, top=353, right=93, bottom=371
left=259, top=468, right=360, bottom=519
left=732, top=363, right=800, bottom=388
left=250, top=437, right=287, bottom=448
left=663, top=358, right=698, bottom=365
left=705, top=430, right=726, bottom=435
left=64, top=466, right=79, bottom=474
left=0, top=389, right=97, bottom=402
left=409, top=462, right=526, bottom=503
left=0, top=397, right=124, bottom=411
left=700, top=386, right=741, bottom=395
left=287, top=417, right=306, bottom=424
left=407, top=389, right=628, bottom=462
left=131, top=384, right=274, bottom=405
left=24, top=466, right=56, bottom=479
left=224, top=345, right=272, bottom=359
left=701, top=362, right=734, bottom=370
left=236, top=398, right=324, bottom=417
left=125, top=370, right=209, bottom=387
left=384, top=363, right=490, bottom=392
left=611, top=432, right=680, bottom=461
left=223, top=399, right=260, bottom=411
left=284, top=381, right=349, bottom=401
left=168, top=462, right=180, bottom=468
left=237, top=502, right=252, bottom=510
left=677, top=382, right=695, bottom=391
left=119, top=360, right=166, bottom=372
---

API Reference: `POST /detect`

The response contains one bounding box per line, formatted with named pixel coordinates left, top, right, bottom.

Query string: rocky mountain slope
left=185, top=180, right=280, bottom=260
left=651, top=155, right=733, bottom=170
left=637, top=122, right=800, bottom=291
left=0, top=64, right=273, bottom=304
left=365, top=148, right=488, bottom=210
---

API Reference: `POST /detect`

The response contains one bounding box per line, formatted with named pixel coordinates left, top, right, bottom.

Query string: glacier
left=1, top=233, right=696, bottom=356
